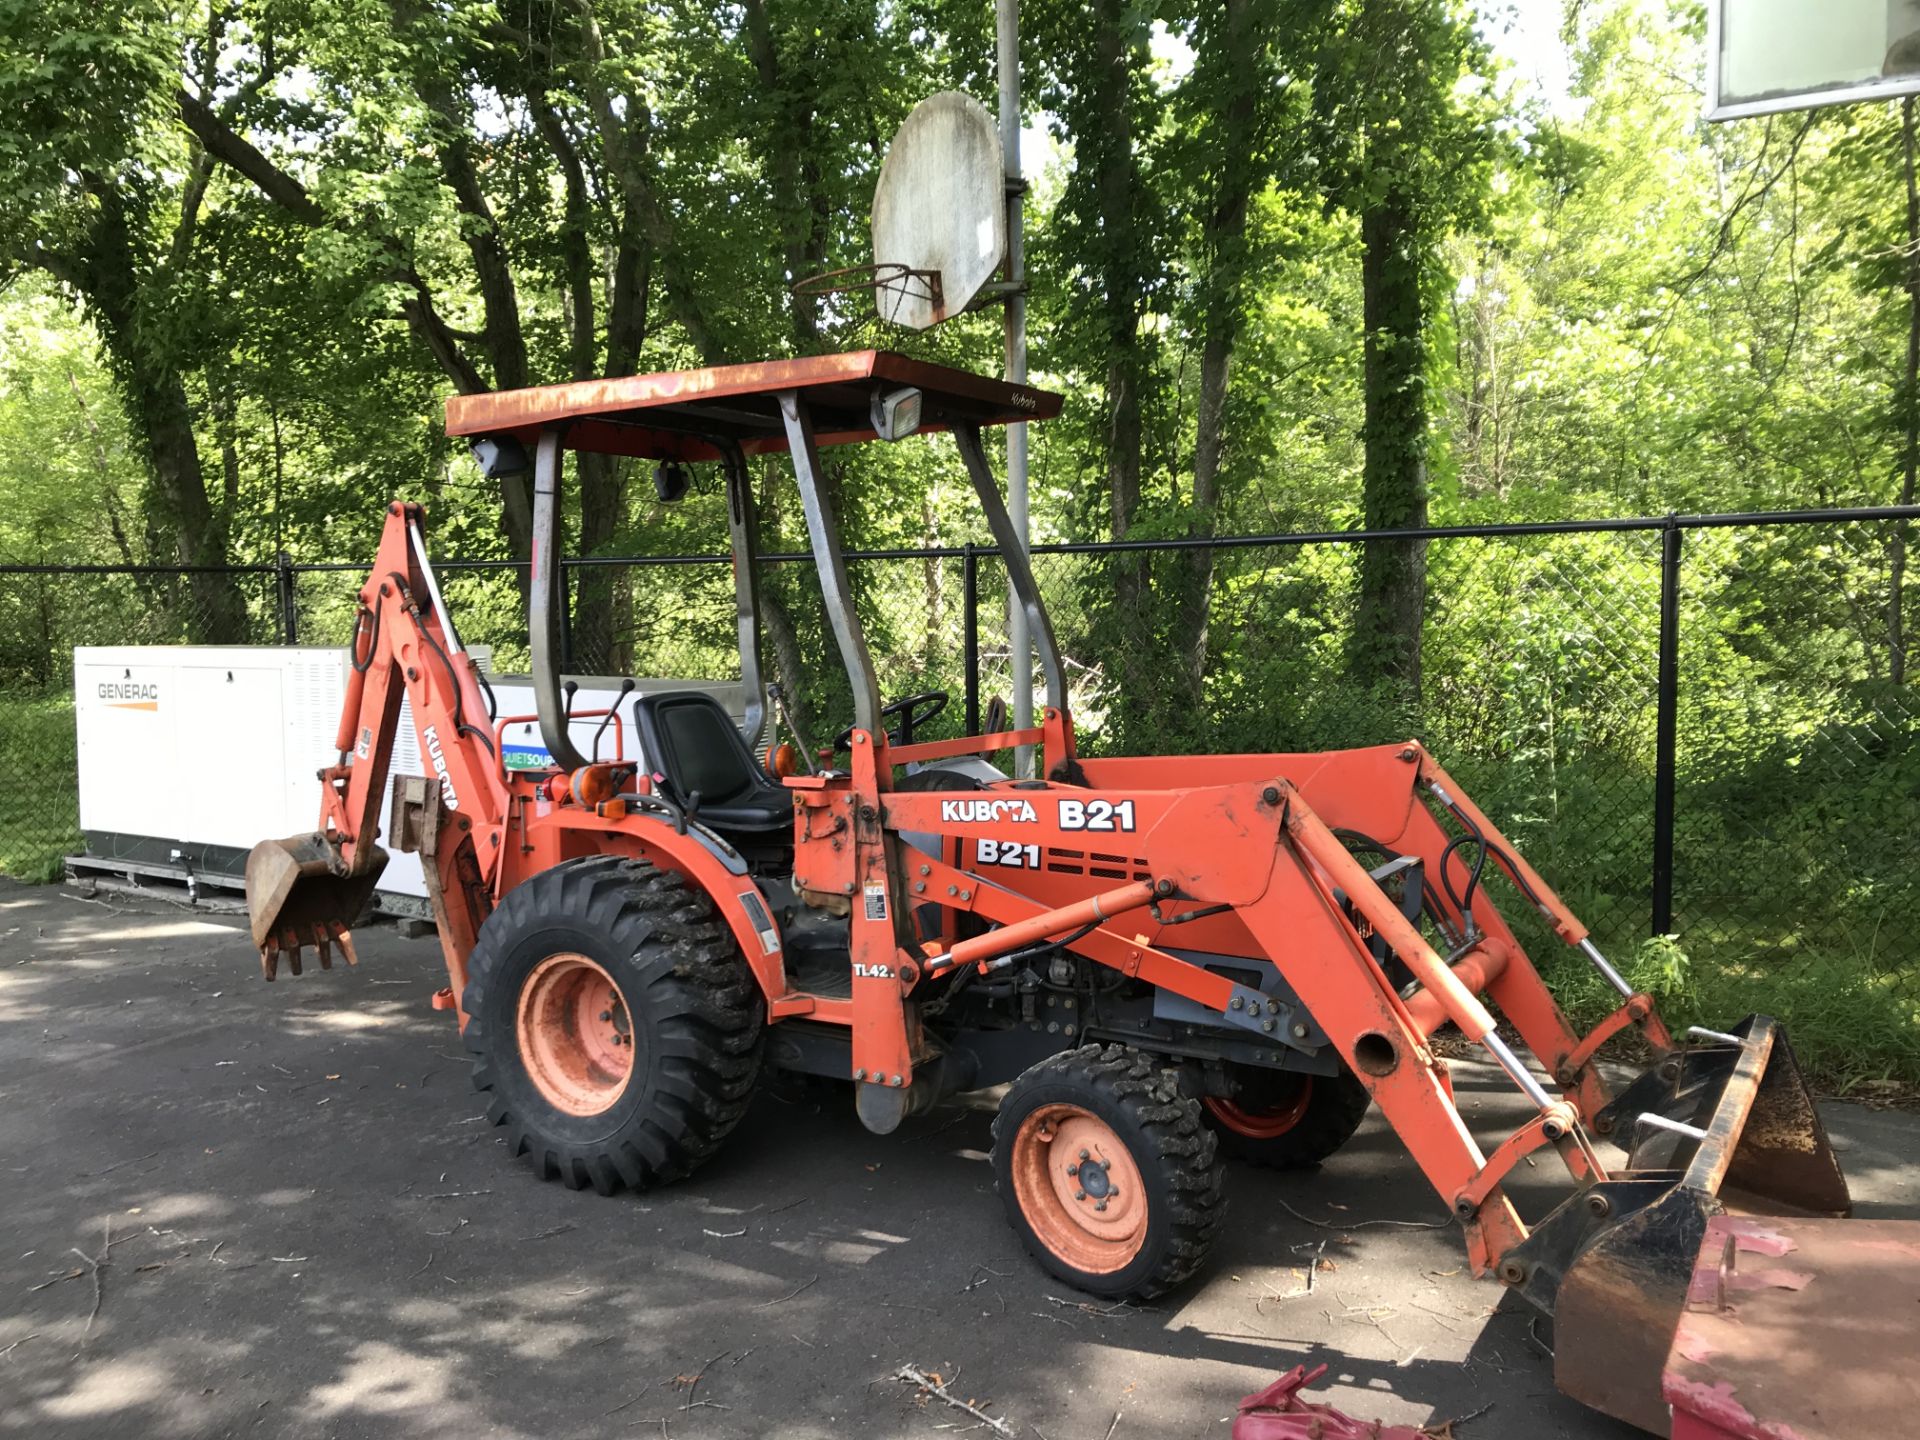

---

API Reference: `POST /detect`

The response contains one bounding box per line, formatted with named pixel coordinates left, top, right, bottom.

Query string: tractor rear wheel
left=462, top=855, right=764, bottom=1194
left=992, top=1044, right=1225, bottom=1300
left=1201, top=1062, right=1370, bottom=1169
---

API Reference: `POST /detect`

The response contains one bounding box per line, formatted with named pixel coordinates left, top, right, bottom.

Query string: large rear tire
left=462, top=855, right=764, bottom=1194
left=1201, top=1062, right=1370, bottom=1169
left=992, top=1044, right=1225, bottom=1300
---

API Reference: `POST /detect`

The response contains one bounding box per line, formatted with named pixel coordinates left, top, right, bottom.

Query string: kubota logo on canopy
left=939, top=797, right=1036, bottom=824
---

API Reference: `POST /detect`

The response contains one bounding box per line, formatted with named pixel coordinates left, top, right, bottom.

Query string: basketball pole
left=997, top=0, right=1034, bottom=776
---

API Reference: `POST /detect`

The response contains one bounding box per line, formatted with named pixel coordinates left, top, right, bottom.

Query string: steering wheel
left=833, top=689, right=949, bottom=751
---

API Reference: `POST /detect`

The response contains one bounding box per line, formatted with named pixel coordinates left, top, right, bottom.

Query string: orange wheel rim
left=1204, top=1075, right=1314, bottom=1139
left=1009, top=1104, right=1148, bottom=1275
left=515, top=952, right=634, bottom=1117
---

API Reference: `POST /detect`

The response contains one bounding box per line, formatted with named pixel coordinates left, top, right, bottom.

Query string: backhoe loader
left=248, top=351, right=1871, bottom=1435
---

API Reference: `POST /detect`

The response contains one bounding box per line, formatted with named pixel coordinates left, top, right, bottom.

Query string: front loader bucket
left=244, top=835, right=388, bottom=979
left=1504, top=1016, right=1849, bottom=1435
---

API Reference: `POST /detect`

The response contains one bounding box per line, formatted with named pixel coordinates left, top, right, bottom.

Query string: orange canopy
left=444, top=351, right=1061, bottom=462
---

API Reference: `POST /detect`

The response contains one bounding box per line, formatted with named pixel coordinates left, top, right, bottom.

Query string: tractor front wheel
left=1201, top=1062, right=1370, bottom=1169
left=992, top=1045, right=1225, bottom=1300
left=462, top=855, right=764, bottom=1194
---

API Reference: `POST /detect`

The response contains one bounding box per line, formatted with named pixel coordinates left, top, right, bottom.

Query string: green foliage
left=0, top=696, right=78, bottom=882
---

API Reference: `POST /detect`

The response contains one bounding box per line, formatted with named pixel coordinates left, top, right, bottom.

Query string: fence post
left=1651, top=517, right=1682, bottom=937
left=276, top=550, right=297, bottom=644
left=963, top=543, right=980, bottom=734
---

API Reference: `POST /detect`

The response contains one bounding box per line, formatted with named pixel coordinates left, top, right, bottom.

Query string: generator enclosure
left=72, top=645, right=742, bottom=911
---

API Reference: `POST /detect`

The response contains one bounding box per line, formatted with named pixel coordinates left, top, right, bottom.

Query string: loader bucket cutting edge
left=244, top=835, right=388, bottom=977
left=1508, top=1015, right=1851, bottom=1436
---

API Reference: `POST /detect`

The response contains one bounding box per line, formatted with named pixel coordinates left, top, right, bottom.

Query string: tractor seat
left=629, top=691, right=793, bottom=832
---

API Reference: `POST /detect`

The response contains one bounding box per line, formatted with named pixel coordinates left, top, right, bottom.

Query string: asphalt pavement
left=3, top=875, right=1916, bottom=1439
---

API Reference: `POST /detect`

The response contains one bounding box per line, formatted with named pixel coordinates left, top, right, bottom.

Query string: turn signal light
left=767, top=741, right=801, bottom=779
left=568, top=763, right=623, bottom=807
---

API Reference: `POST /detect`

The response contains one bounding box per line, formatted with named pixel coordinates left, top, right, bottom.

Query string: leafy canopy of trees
left=5, top=1, right=1915, bottom=688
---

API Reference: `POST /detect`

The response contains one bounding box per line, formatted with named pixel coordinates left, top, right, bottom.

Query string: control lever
left=591, top=678, right=636, bottom=761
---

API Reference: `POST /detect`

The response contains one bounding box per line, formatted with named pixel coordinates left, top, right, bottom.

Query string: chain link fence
left=4, top=511, right=1916, bottom=1080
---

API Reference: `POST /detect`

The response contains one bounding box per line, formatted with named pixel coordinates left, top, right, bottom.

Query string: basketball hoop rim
left=791, top=262, right=944, bottom=307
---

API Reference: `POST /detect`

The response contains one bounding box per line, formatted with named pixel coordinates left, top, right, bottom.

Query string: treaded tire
left=1203, top=1062, right=1370, bottom=1169
left=992, top=1044, right=1225, bottom=1300
left=462, top=855, right=764, bottom=1194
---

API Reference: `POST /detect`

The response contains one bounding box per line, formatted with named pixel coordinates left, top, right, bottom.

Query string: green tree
left=0, top=0, right=251, bottom=638
left=1311, top=0, right=1498, bottom=697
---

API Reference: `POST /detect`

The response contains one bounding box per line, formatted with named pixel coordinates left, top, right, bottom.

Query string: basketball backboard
left=1709, top=0, right=1920, bottom=119
left=870, top=91, right=1007, bottom=330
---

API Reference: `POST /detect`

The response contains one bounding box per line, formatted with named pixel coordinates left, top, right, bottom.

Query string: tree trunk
left=1173, top=0, right=1263, bottom=705
left=1350, top=188, right=1429, bottom=699
left=1891, top=96, right=1918, bottom=686
left=571, top=453, right=626, bottom=674
left=76, top=181, right=248, bottom=642
left=1085, top=0, right=1152, bottom=629
left=743, top=0, right=828, bottom=350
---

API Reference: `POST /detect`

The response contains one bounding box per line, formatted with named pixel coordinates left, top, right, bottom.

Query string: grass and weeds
left=1531, top=931, right=1920, bottom=1098
left=0, top=693, right=78, bottom=883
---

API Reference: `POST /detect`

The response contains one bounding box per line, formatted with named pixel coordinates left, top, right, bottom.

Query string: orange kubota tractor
left=248, top=352, right=1855, bottom=1435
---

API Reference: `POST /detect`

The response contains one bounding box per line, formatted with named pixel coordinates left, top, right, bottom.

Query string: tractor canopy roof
left=443, top=351, right=1061, bottom=463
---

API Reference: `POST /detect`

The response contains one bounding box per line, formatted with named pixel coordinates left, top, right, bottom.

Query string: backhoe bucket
left=1504, top=1016, right=1850, bottom=1435
left=244, top=835, right=388, bottom=980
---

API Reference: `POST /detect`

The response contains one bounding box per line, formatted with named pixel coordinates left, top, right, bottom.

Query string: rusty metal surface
left=1662, top=1215, right=1920, bottom=1440
left=1554, top=1182, right=1724, bottom=1436
left=244, top=834, right=385, bottom=978
left=442, top=351, right=1062, bottom=460
left=1525, top=1018, right=1856, bottom=1435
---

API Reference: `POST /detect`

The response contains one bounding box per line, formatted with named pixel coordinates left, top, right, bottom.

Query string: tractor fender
left=541, top=809, right=788, bottom=1003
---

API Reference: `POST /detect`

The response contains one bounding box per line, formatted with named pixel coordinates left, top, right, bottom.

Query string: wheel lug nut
left=600, top=1010, right=613, bottom=1021
left=1073, top=1190, right=1086, bottom=1201
left=1066, top=1164, right=1079, bottom=1176
left=1095, top=1199, right=1108, bottom=1212
left=1078, top=1149, right=1089, bottom=1161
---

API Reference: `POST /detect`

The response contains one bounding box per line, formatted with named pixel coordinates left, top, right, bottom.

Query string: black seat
left=630, top=691, right=793, bottom=832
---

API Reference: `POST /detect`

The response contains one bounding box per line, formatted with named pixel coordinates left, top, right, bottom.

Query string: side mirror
left=654, top=461, right=691, bottom=502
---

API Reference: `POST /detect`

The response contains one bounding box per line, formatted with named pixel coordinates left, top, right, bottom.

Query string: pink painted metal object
left=1662, top=1214, right=1920, bottom=1439
left=1232, top=1365, right=1427, bottom=1440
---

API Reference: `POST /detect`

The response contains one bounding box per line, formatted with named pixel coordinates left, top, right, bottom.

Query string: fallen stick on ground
left=1275, top=1198, right=1450, bottom=1233
left=70, top=1216, right=129, bottom=1339
left=756, top=1274, right=817, bottom=1307
left=895, top=1365, right=1015, bottom=1438
left=680, top=1350, right=728, bottom=1412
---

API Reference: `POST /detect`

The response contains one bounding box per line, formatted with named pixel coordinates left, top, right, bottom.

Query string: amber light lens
left=767, top=742, right=801, bottom=779
left=569, top=764, right=621, bottom=807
